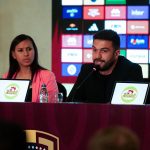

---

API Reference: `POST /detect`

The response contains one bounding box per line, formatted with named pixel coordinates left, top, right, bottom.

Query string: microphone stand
left=71, top=66, right=97, bottom=102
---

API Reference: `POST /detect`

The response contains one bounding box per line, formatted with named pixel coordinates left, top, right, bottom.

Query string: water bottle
left=39, top=84, right=48, bottom=103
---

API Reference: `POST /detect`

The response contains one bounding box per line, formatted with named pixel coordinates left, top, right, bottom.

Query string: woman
left=3, top=34, right=58, bottom=102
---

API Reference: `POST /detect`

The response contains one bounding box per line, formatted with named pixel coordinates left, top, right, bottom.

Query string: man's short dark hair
left=93, top=29, right=120, bottom=50
left=88, top=126, right=140, bottom=150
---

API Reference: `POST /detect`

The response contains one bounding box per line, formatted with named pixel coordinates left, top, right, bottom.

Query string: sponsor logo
left=84, top=20, right=104, bottom=34
left=131, top=39, right=144, bottom=45
left=88, top=8, right=100, bottom=17
left=63, top=6, right=82, bottom=19
left=67, top=64, right=77, bottom=75
left=84, top=6, right=104, bottom=19
left=62, top=20, right=82, bottom=33
left=105, top=6, right=126, bottom=20
left=26, top=130, right=59, bottom=150
left=105, top=6, right=126, bottom=19
left=66, top=23, right=78, bottom=31
left=131, top=10, right=144, bottom=15
left=105, top=20, right=126, bottom=34
left=62, top=64, right=81, bottom=76
left=62, top=35, right=82, bottom=48
left=121, top=86, right=138, bottom=103
left=88, top=23, right=99, bottom=31
left=127, top=21, right=148, bottom=34
left=83, top=35, right=93, bottom=48
left=131, top=25, right=144, bottom=29
left=127, top=35, right=148, bottom=49
left=4, top=83, right=19, bottom=99
left=127, top=49, right=148, bottom=63
left=61, top=49, right=82, bottom=62
left=111, top=8, right=120, bottom=17
left=67, top=9, right=78, bottom=17
left=83, top=49, right=93, bottom=63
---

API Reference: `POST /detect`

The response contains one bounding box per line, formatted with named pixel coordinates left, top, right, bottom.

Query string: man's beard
left=93, top=58, right=116, bottom=71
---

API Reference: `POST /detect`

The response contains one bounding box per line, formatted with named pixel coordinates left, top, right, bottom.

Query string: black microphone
left=71, top=65, right=98, bottom=102
left=76, top=66, right=97, bottom=90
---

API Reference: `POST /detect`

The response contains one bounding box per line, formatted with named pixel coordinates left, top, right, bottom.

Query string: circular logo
left=67, top=64, right=77, bottom=75
left=4, top=83, right=19, bottom=99
left=121, top=86, right=138, bottom=103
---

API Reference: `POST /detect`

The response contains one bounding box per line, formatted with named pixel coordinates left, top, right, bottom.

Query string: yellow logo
left=25, top=130, right=59, bottom=150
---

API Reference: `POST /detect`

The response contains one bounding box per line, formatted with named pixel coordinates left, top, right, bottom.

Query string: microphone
left=76, top=66, right=97, bottom=90
left=71, top=64, right=98, bottom=102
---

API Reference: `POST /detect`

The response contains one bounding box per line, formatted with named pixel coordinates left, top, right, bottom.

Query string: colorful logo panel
left=127, top=21, right=148, bottom=34
left=105, top=20, right=126, bottom=34
left=105, top=0, right=126, bottom=4
left=62, top=35, right=82, bottom=48
left=127, top=35, right=148, bottom=49
left=83, top=35, right=93, bottom=48
left=127, top=49, right=148, bottom=63
left=105, top=6, right=126, bottom=19
left=83, top=20, right=104, bottom=34
left=119, top=35, right=126, bottom=49
left=83, top=49, right=93, bottom=63
left=127, top=6, right=149, bottom=19
left=61, top=49, right=82, bottom=62
left=63, top=6, right=82, bottom=19
left=62, top=20, right=82, bottom=34
left=83, top=6, right=104, bottom=20
left=62, top=63, right=82, bottom=76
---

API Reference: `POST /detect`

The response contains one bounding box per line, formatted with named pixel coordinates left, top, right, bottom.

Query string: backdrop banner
left=0, top=103, right=149, bottom=150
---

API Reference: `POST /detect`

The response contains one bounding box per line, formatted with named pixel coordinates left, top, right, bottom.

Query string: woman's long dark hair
left=7, top=34, right=45, bottom=79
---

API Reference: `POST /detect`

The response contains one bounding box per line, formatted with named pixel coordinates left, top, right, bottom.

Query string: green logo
left=106, top=0, right=126, bottom=4
left=4, top=83, right=19, bottom=99
left=121, top=86, right=138, bottom=103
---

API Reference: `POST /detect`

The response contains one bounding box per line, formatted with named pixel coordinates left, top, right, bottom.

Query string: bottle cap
left=41, top=84, right=46, bottom=88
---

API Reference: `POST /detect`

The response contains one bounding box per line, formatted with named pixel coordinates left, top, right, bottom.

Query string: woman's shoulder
left=33, top=69, right=56, bottom=83
left=37, top=69, right=55, bottom=78
left=38, top=69, right=53, bottom=75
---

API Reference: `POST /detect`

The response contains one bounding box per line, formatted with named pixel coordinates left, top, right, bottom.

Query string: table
left=0, top=103, right=149, bottom=150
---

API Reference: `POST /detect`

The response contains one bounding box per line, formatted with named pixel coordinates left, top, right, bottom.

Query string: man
left=88, top=126, right=140, bottom=150
left=67, top=29, right=143, bottom=103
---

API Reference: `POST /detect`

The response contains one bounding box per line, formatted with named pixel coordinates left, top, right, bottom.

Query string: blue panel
left=62, top=63, right=82, bottom=76
left=127, top=6, right=149, bottom=19
left=127, top=35, right=148, bottom=49
left=119, top=35, right=126, bottom=49
left=83, top=35, right=93, bottom=48
left=62, top=6, right=82, bottom=19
